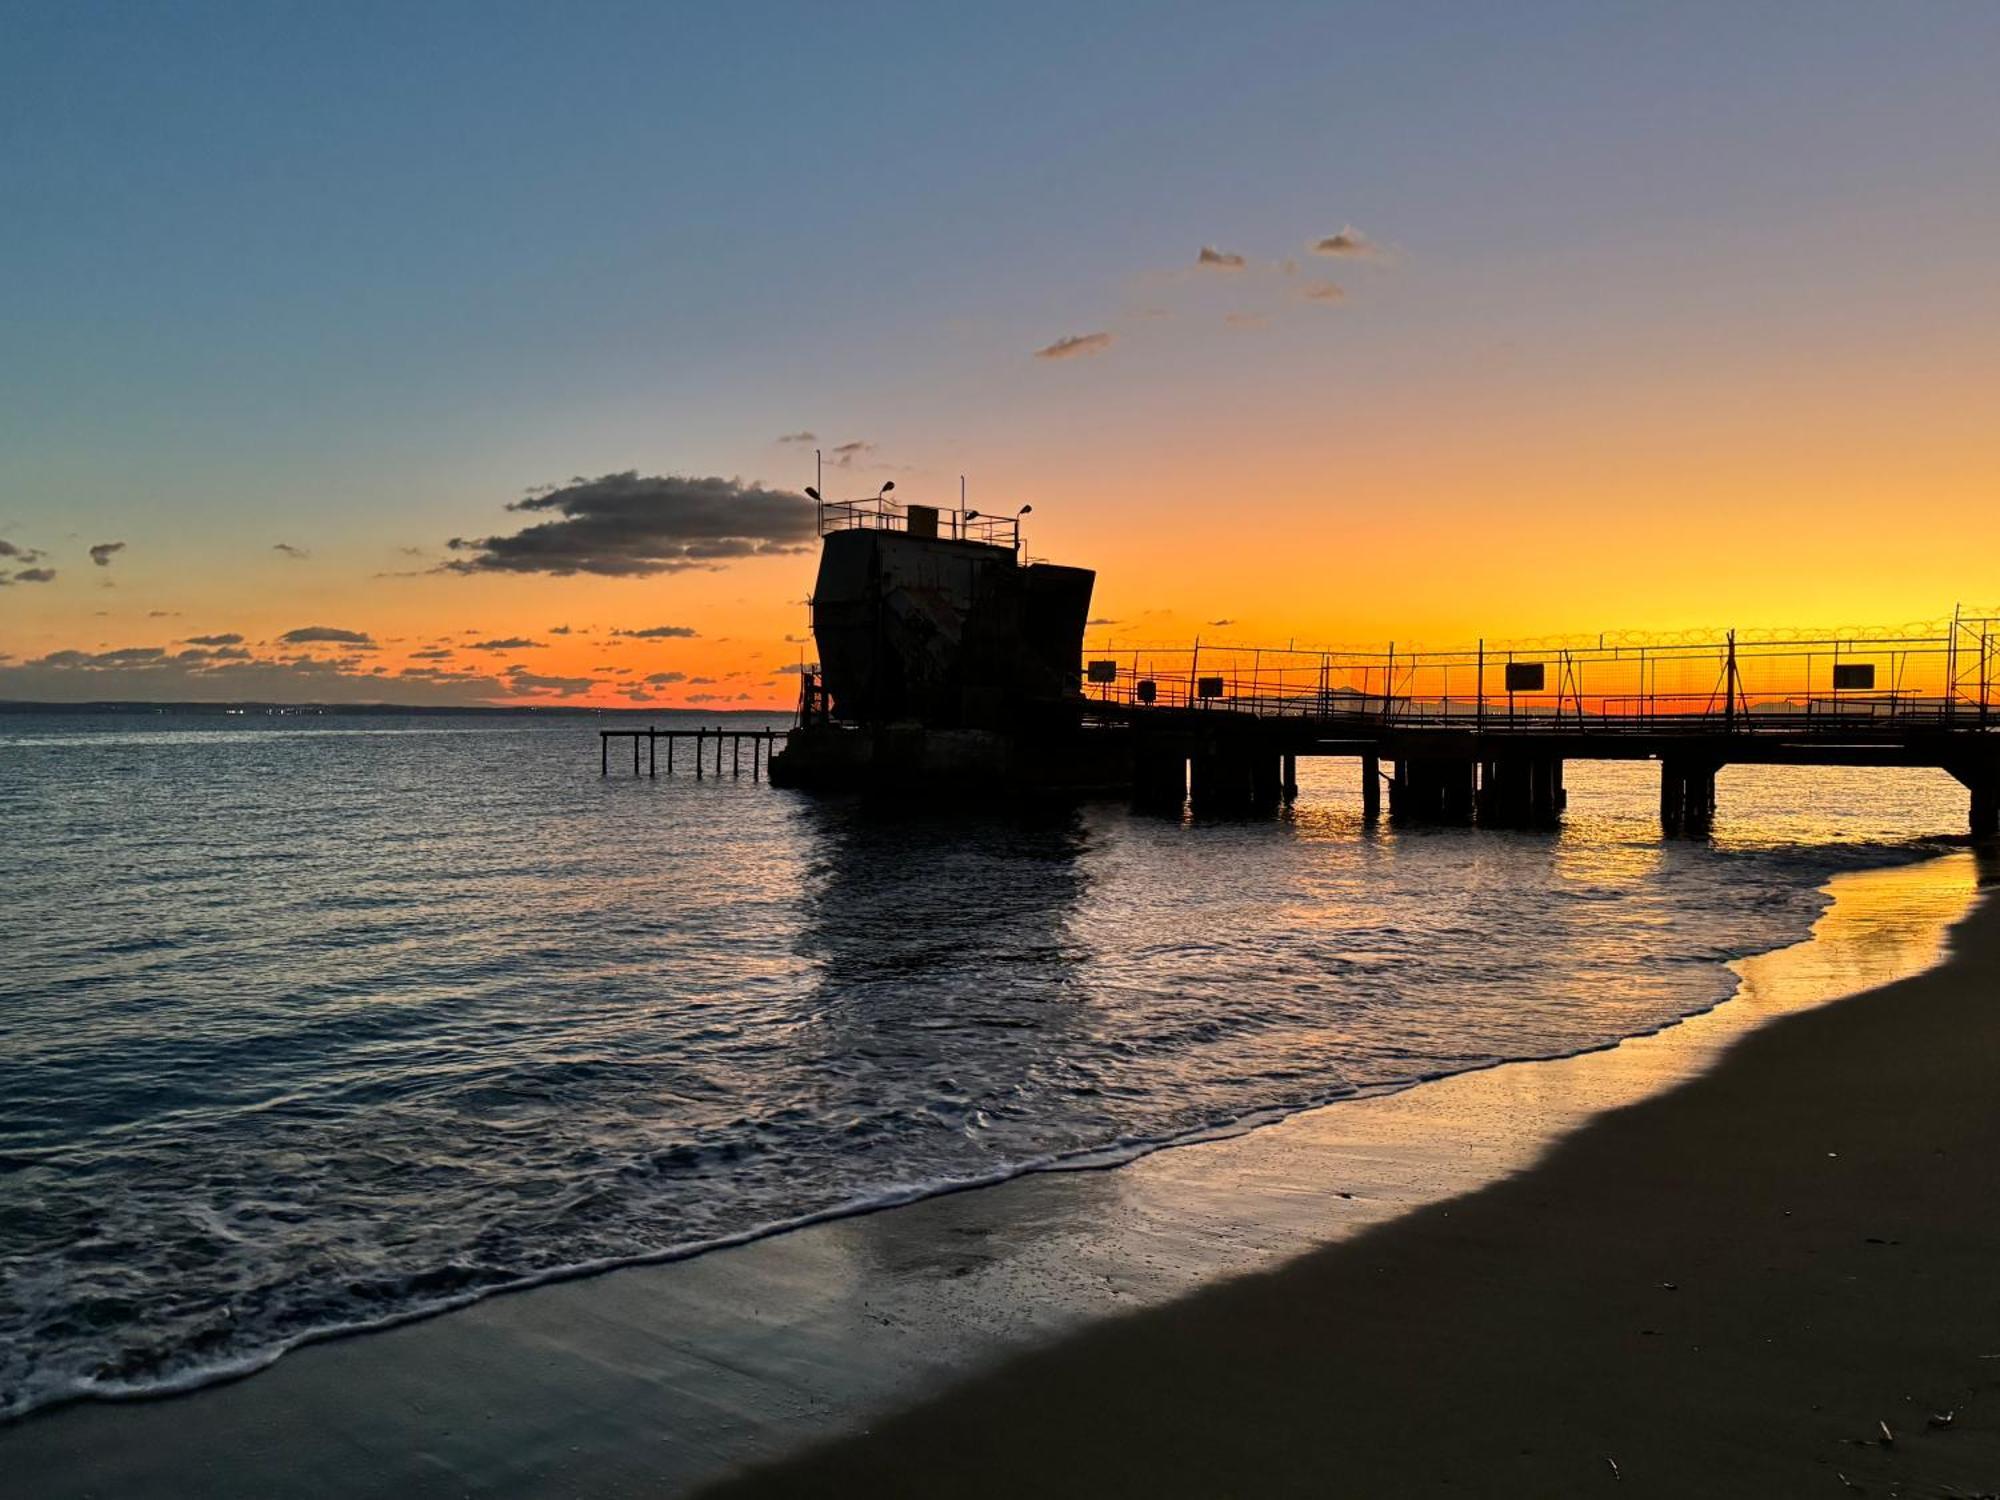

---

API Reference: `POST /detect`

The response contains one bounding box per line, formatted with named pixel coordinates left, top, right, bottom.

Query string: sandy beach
left=717, top=848, right=2000, bottom=1498
left=3, top=848, right=1992, bottom=1497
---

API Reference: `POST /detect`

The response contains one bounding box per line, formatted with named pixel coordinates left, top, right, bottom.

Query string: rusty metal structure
left=770, top=486, right=1111, bottom=791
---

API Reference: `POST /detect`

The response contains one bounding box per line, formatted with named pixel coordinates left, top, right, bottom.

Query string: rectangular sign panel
left=1832, top=663, right=1876, bottom=690
left=1196, top=676, right=1225, bottom=699
left=1086, top=660, right=1118, bottom=684
left=1504, top=662, right=1546, bottom=693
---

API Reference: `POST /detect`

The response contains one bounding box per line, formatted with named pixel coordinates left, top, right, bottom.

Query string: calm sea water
left=0, top=710, right=1972, bottom=1420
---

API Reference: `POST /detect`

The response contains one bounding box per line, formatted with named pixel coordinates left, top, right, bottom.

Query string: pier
left=1084, top=617, right=2000, bottom=834
left=600, top=726, right=783, bottom=780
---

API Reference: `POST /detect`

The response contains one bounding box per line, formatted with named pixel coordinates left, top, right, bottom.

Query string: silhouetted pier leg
left=1947, top=760, right=1999, bottom=838
left=649, top=729, right=657, bottom=778
left=696, top=730, right=704, bottom=779
left=1281, top=753, right=1298, bottom=802
left=1250, top=753, right=1283, bottom=810
left=1361, top=752, right=1381, bottom=822
left=1133, top=744, right=1187, bottom=808
left=733, top=736, right=741, bottom=778
left=1660, top=758, right=1718, bottom=835
left=633, top=734, right=640, bottom=776
left=601, top=735, right=608, bottom=776
left=1390, top=757, right=1476, bottom=824
left=1192, top=746, right=1263, bottom=813
left=1478, top=757, right=1564, bottom=827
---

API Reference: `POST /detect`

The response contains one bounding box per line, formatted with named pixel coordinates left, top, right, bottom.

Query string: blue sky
left=4, top=2, right=1998, bottom=699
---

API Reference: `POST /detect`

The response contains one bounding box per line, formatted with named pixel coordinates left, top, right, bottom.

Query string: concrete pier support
left=1477, top=757, right=1566, bottom=827
left=1659, top=757, right=1719, bottom=835
left=1388, top=757, right=1478, bottom=824
left=1280, top=753, right=1298, bottom=802
left=1947, top=759, right=1999, bottom=839
left=1361, top=753, right=1381, bottom=822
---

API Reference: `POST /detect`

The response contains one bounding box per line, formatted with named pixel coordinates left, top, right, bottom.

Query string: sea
left=0, top=708, right=1974, bottom=1422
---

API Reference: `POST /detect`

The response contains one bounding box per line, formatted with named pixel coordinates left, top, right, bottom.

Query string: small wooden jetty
left=600, top=726, right=783, bottom=780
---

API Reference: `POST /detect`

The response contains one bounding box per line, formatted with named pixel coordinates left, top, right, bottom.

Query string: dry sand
left=3, top=850, right=1991, bottom=1497
left=714, top=848, right=2000, bottom=1498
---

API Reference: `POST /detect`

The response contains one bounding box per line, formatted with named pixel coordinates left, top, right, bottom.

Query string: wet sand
left=717, top=848, right=2000, bottom=1498
left=1, top=851, right=1988, bottom=1496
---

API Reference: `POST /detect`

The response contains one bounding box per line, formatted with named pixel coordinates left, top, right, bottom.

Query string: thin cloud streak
left=1034, top=331, right=1113, bottom=360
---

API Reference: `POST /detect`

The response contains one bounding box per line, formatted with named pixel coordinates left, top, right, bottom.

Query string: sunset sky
left=4, top=2, right=1998, bottom=706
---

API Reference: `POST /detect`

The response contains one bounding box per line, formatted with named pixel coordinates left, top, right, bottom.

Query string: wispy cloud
left=88, top=542, right=126, bottom=567
left=272, top=542, right=310, bottom=560
left=278, top=626, right=373, bottom=645
left=0, top=540, right=45, bottom=563
left=828, top=440, right=875, bottom=468
left=7, top=568, right=56, bottom=584
left=504, top=669, right=596, bottom=696
left=644, top=671, right=687, bottom=685
left=1034, top=331, right=1113, bottom=361
left=1313, top=226, right=1380, bottom=259
left=613, top=624, right=698, bottom=639
left=1197, top=246, right=1246, bottom=270
left=443, top=472, right=815, bottom=578
left=775, top=431, right=817, bottom=445
left=184, top=633, right=244, bottom=647
left=1302, top=280, right=1346, bottom=302
left=467, top=637, right=541, bottom=651
left=1224, top=312, right=1269, bottom=330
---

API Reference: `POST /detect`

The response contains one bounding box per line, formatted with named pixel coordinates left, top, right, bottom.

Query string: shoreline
left=714, top=844, right=2000, bottom=1497
left=1, top=846, right=1985, bottom=1495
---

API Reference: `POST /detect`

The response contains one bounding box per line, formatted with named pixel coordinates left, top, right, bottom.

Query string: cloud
left=0, top=636, right=524, bottom=705
left=1302, top=280, right=1346, bottom=303
left=9, top=568, right=56, bottom=584
left=88, top=542, right=126, bottom=567
left=1196, top=246, right=1246, bottom=270
left=1087, top=617, right=1119, bottom=626
left=548, top=624, right=572, bottom=635
left=1207, top=618, right=1236, bottom=627
left=278, top=626, right=374, bottom=645
left=612, top=624, right=698, bottom=639
left=1034, top=331, right=1113, bottom=361
left=0, top=540, right=45, bottom=563
left=410, top=648, right=454, bottom=660
left=184, top=633, right=244, bottom=646
left=504, top=670, right=596, bottom=696
left=468, top=637, right=542, bottom=650
left=775, top=431, right=817, bottom=445
left=272, top=543, right=310, bottom=560
left=443, top=471, right=816, bottom=578
left=644, top=671, right=687, bottom=685
left=1313, top=227, right=1379, bottom=258
left=828, top=440, right=875, bottom=468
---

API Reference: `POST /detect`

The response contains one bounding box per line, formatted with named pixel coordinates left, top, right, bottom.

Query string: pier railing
left=1084, top=613, right=2000, bottom=734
